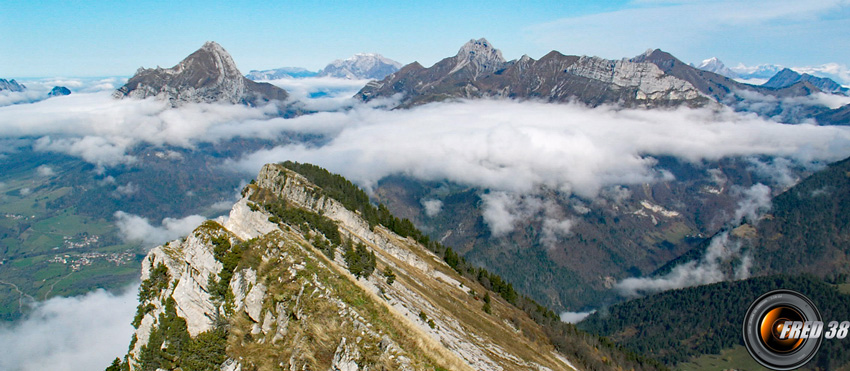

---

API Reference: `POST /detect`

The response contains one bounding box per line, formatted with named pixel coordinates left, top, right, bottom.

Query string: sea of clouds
left=3, top=76, right=850, bottom=362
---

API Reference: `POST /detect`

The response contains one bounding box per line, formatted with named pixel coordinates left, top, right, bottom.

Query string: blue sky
left=1, top=0, right=848, bottom=77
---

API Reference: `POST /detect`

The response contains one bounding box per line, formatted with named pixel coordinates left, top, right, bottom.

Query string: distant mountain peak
left=629, top=48, right=675, bottom=64
left=114, top=41, right=288, bottom=107
left=0, top=78, right=26, bottom=92
left=317, top=53, right=402, bottom=80
left=456, top=38, right=504, bottom=62
left=693, top=57, right=738, bottom=78
left=174, top=41, right=241, bottom=80
left=246, top=67, right=318, bottom=81
left=763, top=68, right=847, bottom=94
left=449, top=38, right=507, bottom=78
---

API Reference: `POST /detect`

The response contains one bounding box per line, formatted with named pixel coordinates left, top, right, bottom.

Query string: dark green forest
left=578, top=274, right=850, bottom=368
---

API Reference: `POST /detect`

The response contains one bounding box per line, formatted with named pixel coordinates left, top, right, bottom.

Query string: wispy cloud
left=560, top=310, right=595, bottom=324
left=421, top=198, right=443, bottom=217
left=615, top=182, right=771, bottom=297
left=114, top=211, right=206, bottom=247
left=262, top=76, right=371, bottom=111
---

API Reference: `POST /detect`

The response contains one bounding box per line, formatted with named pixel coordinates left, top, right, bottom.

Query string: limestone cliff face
left=120, top=163, right=579, bottom=371
left=128, top=223, right=229, bottom=362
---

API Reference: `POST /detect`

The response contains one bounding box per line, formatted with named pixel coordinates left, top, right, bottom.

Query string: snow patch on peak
left=318, top=53, right=402, bottom=80
left=693, top=57, right=738, bottom=78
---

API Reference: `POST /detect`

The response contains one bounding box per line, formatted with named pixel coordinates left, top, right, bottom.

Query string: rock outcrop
left=47, top=86, right=71, bottom=97
left=117, top=163, right=594, bottom=371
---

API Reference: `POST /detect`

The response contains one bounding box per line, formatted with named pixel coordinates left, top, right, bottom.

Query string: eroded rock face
left=357, top=39, right=708, bottom=108
left=114, top=41, right=288, bottom=107
left=565, top=56, right=701, bottom=101
left=127, top=224, right=230, bottom=366
left=121, top=163, right=583, bottom=371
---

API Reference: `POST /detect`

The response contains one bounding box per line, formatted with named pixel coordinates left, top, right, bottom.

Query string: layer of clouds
left=263, top=76, right=371, bottom=111
left=232, top=100, right=850, bottom=198
left=0, top=91, right=354, bottom=167
left=0, top=77, right=126, bottom=107
left=114, top=211, right=206, bottom=247
left=5, top=87, right=849, bottom=188
left=34, top=136, right=136, bottom=170
left=0, top=285, right=138, bottom=371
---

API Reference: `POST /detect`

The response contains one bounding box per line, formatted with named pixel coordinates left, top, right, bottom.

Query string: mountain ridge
left=358, top=40, right=709, bottom=109
left=762, top=68, right=848, bottom=94
left=111, top=162, right=662, bottom=371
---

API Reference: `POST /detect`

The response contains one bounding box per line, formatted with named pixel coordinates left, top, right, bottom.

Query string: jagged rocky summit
left=0, top=78, right=26, bottom=92
left=114, top=41, right=288, bottom=107
left=114, top=162, right=660, bottom=371
left=318, top=53, right=402, bottom=80
left=358, top=38, right=709, bottom=109
left=357, top=39, right=839, bottom=117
